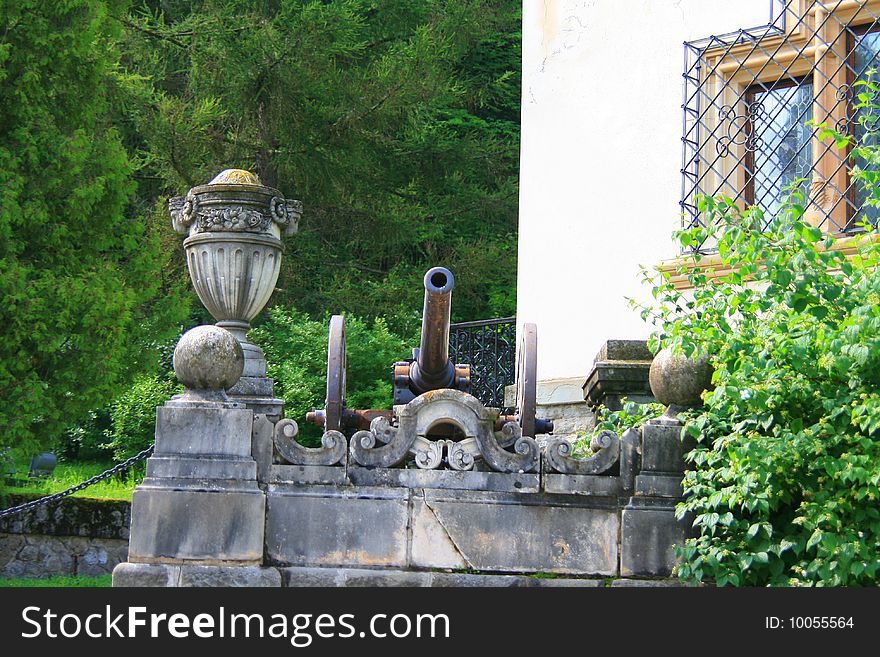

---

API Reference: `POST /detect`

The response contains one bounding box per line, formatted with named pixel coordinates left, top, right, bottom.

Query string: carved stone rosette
left=349, top=389, right=540, bottom=473
left=169, top=169, right=302, bottom=381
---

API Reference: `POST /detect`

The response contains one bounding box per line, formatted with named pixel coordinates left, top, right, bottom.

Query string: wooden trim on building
left=656, top=231, right=880, bottom=290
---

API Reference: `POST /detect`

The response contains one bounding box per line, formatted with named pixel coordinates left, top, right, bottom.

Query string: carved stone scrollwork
left=477, top=421, right=539, bottom=474
left=273, top=418, right=346, bottom=466
left=447, top=438, right=478, bottom=471
left=349, top=389, right=538, bottom=473
left=350, top=416, right=416, bottom=468
left=544, top=430, right=620, bottom=475
left=413, top=437, right=445, bottom=470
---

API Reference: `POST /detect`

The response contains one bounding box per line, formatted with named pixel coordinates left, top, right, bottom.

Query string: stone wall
left=0, top=495, right=130, bottom=579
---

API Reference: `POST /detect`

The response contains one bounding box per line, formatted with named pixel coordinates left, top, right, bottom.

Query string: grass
left=3, top=460, right=142, bottom=502
left=0, top=574, right=112, bottom=587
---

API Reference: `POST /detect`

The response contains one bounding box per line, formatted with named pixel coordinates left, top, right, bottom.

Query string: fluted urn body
left=169, top=169, right=301, bottom=380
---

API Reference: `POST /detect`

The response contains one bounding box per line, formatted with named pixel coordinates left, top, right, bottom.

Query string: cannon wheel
left=325, top=315, right=347, bottom=433
left=515, top=323, right=537, bottom=438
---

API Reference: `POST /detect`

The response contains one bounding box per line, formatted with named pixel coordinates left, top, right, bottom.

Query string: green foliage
left=104, top=374, right=182, bottom=460
left=114, top=0, right=520, bottom=327
left=572, top=399, right=664, bottom=457
left=251, top=306, right=417, bottom=445
left=0, top=574, right=112, bottom=587
left=2, top=459, right=140, bottom=501
left=0, top=0, right=189, bottom=453
left=639, top=193, right=880, bottom=586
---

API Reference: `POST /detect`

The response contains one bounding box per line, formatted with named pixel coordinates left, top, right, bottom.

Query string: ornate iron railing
left=449, top=317, right=516, bottom=410
left=682, top=0, right=880, bottom=253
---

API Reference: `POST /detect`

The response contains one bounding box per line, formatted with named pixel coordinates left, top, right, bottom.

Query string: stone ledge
left=280, top=566, right=605, bottom=587
left=112, top=562, right=281, bottom=587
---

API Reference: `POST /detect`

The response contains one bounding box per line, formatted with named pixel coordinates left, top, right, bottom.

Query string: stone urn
left=648, top=347, right=713, bottom=419
left=169, top=169, right=301, bottom=386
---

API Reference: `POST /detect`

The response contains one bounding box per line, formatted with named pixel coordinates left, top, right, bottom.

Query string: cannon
left=392, top=267, right=471, bottom=404
left=305, top=266, right=549, bottom=452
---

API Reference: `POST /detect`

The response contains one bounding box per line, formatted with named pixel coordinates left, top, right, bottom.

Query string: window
left=682, top=0, right=880, bottom=253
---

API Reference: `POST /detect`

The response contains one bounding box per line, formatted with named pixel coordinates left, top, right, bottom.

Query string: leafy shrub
left=104, top=374, right=182, bottom=460
left=571, top=399, right=664, bottom=457
left=638, top=192, right=880, bottom=586
left=250, top=307, right=417, bottom=445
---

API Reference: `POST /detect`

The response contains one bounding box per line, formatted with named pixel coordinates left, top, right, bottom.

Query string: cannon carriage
left=286, top=266, right=551, bottom=473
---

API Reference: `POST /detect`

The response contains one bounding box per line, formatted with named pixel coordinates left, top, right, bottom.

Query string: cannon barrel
left=409, top=266, right=456, bottom=393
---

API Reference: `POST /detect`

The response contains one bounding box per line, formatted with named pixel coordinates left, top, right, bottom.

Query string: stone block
left=595, top=340, right=653, bottom=362
left=113, top=562, right=181, bottom=587
left=154, top=406, right=254, bottom=457
left=347, top=466, right=539, bottom=493
left=635, top=474, right=684, bottom=498
left=621, top=505, right=689, bottom=577
left=178, top=565, right=281, bottom=587
left=128, top=487, right=265, bottom=562
left=420, top=490, right=619, bottom=575
left=343, top=570, right=432, bottom=587
left=410, top=497, right=468, bottom=569
left=146, top=456, right=256, bottom=480
left=640, top=422, right=692, bottom=473
left=542, top=473, right=622, bottom=496
left=271, top=464, right=348, bottom=486
left=252, top=414, right=275, bottom=483
left=610, top=578, right=687, bottom=587
left=266, top=485, right=409, bottom=568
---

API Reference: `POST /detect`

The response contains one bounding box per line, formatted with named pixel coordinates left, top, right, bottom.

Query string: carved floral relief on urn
left=169, top=169, right=302, bottom=381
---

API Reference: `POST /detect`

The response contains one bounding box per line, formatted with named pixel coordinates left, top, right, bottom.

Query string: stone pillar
left=582, top=339, right=654, bottom=412
left=621, top=347, right=710, bottom=578
left=113, top=325, right=279, bottom=587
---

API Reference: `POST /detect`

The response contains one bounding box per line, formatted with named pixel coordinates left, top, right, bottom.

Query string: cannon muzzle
left=410, top=267, right=455, bottom=392
left=391, top=267, right=471, bottom=404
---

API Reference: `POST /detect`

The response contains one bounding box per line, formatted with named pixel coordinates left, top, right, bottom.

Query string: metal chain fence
left=0, top=445, right=153, bottom=519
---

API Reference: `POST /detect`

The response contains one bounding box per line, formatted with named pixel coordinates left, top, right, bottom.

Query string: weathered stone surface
left=343, top=570, right=432, bottom=587
left=154, top=406, right=254, bottom=457
left=431, top=572, right=603, bottom=587
left=648, top=348, right=712, bottom=409
left=266, top=485, right=408, bottom=568
left=279, top=566, right=605, bottom=587
left=0, top=496, right=130, bottom=539
left=128, top=488, right=265, bottom=562
left=410, top=497, right=468, bottom=569
left=610, top=578, right=688, bottom=587
left=252, top=414, right=274, bottom=483
left=635, top=474, right=684, bottom=498
left=542, top=473, right=622, bottom=496
left=583, top=362, right=654, bottom=411
left=347, top=466, right=539, bottom=493
left=621, top=504, right=689, bottom=577
left=173, top=324, right=244, bottom=391
left=271, top=464, right=348, bottom=486
left=178, top=565, right=282, bottom=587
left=0, top=533, right=128, bottom=579
left=596, top=340, right=653, bottom=362
left=421, top=490, right=619, bottom=575
left=113, top=562, right=180, bottom=587
left=641, top=422, right=692, bottom=473
left=146, top=456, right=257, bottom=480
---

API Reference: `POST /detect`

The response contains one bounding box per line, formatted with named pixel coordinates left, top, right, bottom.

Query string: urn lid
left=169, top=168, right=302, bottom=238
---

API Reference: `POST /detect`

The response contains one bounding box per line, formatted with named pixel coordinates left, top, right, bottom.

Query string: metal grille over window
left=448, top=317, right=516, bottom=411
left=682, top=0, right=880, bottom=253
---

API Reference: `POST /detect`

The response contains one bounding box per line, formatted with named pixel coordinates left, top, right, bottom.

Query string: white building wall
left=518, top=0, right=772, bottom=382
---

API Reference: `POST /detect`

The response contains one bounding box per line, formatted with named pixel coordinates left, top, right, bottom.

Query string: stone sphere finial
left=173, top=325, right=244, bottom=392
left=649, top=347, right=713, bottom=418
